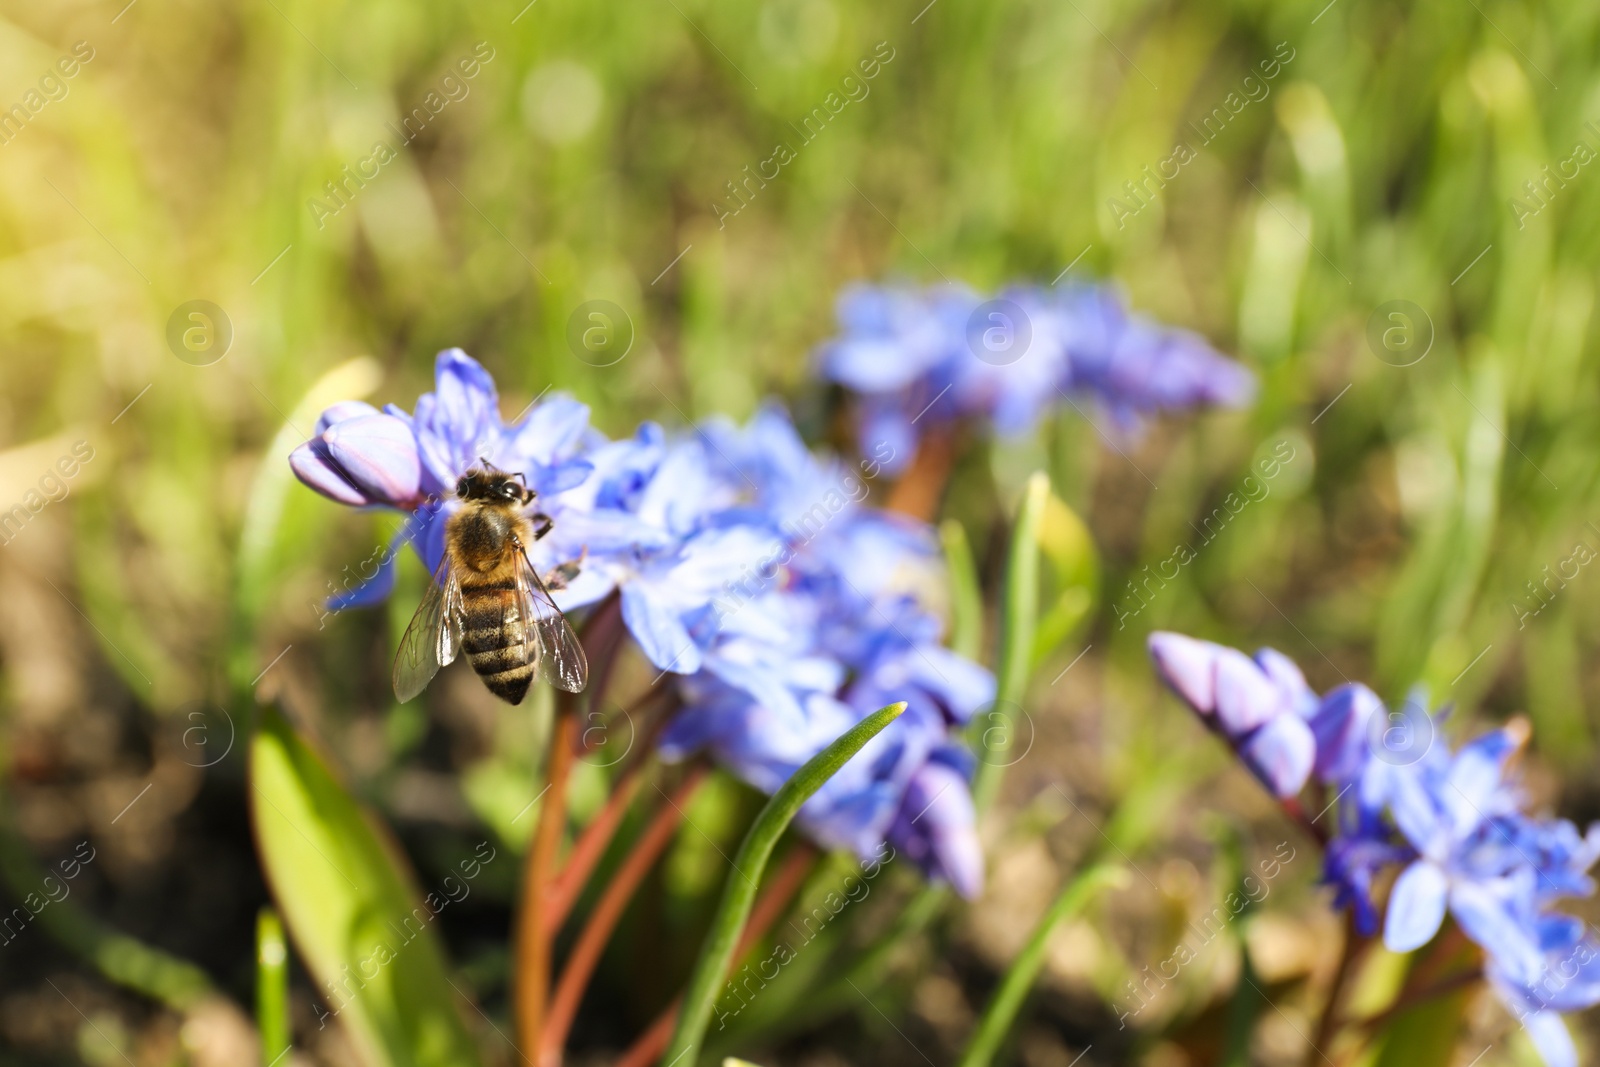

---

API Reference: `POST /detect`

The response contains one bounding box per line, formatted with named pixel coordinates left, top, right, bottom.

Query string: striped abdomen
left=460, top=573, right=535, bottom=704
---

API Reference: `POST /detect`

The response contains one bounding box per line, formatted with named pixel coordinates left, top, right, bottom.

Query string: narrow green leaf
left=972, top=471, right=1049, bottom=810
left=957, top=862, right=1124, bottom=1067
left=663, top=701, right=908, bottom=1067
left=940, top=518, right=983, bottom=661
left=257, top=908, right=291, bottom=1065
left=250, top=707, right=482, bottom=1067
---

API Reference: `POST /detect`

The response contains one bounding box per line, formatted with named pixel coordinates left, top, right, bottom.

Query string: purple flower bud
left=1237, top=714, right=1316, bottom=798
left=1309, top=683, right=1382, bottom=783
left=289, top=439, right=369, bottom=505
left=290, top=411, right=423, bottom=508
left=1147, top=631, right=1219, bottom=715
left=324, top=414, right=424, bottom=504
left=1212, top=647, right=1282, bottom=736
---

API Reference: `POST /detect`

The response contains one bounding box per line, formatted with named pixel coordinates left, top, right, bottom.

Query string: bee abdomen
left=460, top=585, right=535, bottom=704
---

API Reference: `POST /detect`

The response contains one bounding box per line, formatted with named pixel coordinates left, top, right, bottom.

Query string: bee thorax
left=450, top=506, right=517, bottom=571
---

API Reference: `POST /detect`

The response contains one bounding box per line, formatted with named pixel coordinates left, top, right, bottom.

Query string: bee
left=393, top=462, right=588, bottom=704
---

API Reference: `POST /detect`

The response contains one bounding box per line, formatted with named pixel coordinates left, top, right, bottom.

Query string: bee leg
left=543, top=554, right=584, bottom=590
left=529, top=513, right=554, bottom=541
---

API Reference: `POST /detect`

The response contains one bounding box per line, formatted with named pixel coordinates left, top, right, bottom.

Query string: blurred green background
left=2, top=0, right=1599, bottom=1064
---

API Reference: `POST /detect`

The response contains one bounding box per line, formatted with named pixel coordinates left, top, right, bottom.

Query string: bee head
left=457, top=468, right=533, bottom=504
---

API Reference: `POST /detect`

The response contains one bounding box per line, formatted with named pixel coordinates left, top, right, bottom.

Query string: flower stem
left=1307, top=910, right=1365, bottom=1065
left=515, top=702, right=578, bottom=1054
left=543, top=759, right=649, bottom=936
left=548, top=690, right=680, bottom=933
left=885, top=431, right=958, bottom=520
left=540, top=767, right=711, bottom=1065
left=612, top=843, right=819, bottom=1067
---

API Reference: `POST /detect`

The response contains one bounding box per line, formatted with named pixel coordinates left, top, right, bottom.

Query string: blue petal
left=1450, top=880, right=1544, bottom=987
left=1383, top=860, right=1449, bottom=953
left=314, top=400, right=379, bottom=435
left=857, top=398, right=917, bottom=476
left=532, top=458, right=593, bottom=497
left=1309, top=684, right=1382, bottom=784
left=621, top=583, right=701, bottom=673
left=289, top=440, right=368, bottom=506
left=1522, top=1010, right=1578, bottom=1067
left=1254, top=646, right=1317, bottom=717
left=1442, top=726, right=1520, bottom=835
left=328, top=551, right=398, bottom=610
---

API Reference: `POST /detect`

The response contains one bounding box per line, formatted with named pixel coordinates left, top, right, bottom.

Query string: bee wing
left=392, top=555, right=465, bottom=703
left=515, top=546, right=588, bottom=694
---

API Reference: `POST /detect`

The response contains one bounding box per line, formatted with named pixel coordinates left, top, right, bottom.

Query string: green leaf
left=1370, top=982, right=1473, bottom=1067
left=257, top=908, right=291, bottom=1066
left=663, top=701, right=908, bottom=1067
left=957, top=863, right=1124, bottom=1067
left=250, top=707, right=482, bottom=1067
left=971, top=471, right=1048, bottom=810
left=940, top=518, right=983, bottom=661
left=1371, top=939, right=1480, bottom=1067
left=1030, top=490, right=1097, bottom=669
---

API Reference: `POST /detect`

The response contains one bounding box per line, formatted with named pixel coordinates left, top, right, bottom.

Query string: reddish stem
left=541, top=768, right=711, bottom=1065
left=612, top=843, right=819, bottom=1067
left=885, top=432, right=957, bottom=520
left=577, top=593, right=628, bottom=719
left=1307, top=910, right=1366, bottom=1065
left=544, top=762, right=648, bottom=936
left=516, top=704, right=578, bottom=1053
left=549, top=692, right=681, bottom=933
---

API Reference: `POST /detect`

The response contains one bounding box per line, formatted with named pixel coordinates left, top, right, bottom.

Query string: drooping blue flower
left=817, top=281, right=1255, bottom=471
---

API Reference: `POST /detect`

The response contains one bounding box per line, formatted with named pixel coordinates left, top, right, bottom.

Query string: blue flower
left=817, top=281, right=1255, bottom=469
left=1147, top=632, right=1600, bottom=1067
left=290, top=350, right=993, bottom=894
left=1365, top=718, right=1600, bottom=1067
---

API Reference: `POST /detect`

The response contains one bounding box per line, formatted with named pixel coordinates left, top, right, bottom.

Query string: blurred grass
left=2, top=0, right=1600, bottom=1061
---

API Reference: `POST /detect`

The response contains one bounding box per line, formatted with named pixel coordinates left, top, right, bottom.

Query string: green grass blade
left=957, top=862, right=1123, bottom=1067
left=257, top=907, right=291, bottom=1067
left=940, top=518, right=983, bottom=661
left=972, top=472, right=1049, bottom=810
left=663, top=701, right=908, bottom=1067
left=250, top=706, right=482, bottom=1067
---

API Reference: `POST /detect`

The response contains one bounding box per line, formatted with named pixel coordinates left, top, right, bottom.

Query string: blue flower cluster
left=291, top=350, right=993, bottom=897
left=1149, top=632, right=1600, bottom=1067
left=816, top=282, right=1256, bottom=473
